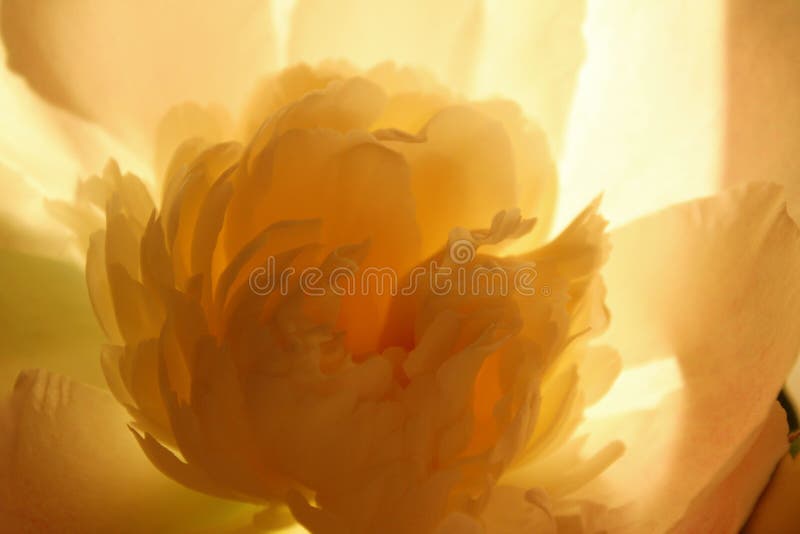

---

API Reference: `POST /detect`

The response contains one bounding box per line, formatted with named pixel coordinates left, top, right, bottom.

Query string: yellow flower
left=0, top=1, right=799, bottom=533
left=73, top=63, right=617, bottom=533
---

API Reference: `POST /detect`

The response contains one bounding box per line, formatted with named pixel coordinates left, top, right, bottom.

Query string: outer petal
left=721, top=0, right=800, bottom=401
left=558, top=0, right=724, bottom=228
left=579, top=183, right=800, bottom=531
left=0, top=0, right=276, bottom=158
left=474, top=0, right=586, bottom=157
left=0, top=249, right=104, bottom=391
left=288, top=0, right=484, bottom=94
left=588, top=184, right=800, bottom=531
left=744, top=452, right=800, bottom=533
left=723, top=0, right=800, bottom=203
left=0, top=369, right=265, bottom=533
left=671, top=402, right=789, bottom=533
left=0, top=41, right=145, bottom=211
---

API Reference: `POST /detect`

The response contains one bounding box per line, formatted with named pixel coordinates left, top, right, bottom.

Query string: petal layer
left=581, top=183, right=800, bottom=531
left=672, top=402, right=789, bottom=533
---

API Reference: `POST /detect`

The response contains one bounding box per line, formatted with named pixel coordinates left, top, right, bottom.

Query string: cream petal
left=287, top=0, right=484, bottom=94
left=474, top=0, right=586, bottom=157
left=384, top=106, right=517, bottom=257
left=0, top=0, right=276, bottom=158
left=579, top=183, right=800, bottom=531
left=0, top=369, right=267, bottom=533
left=154, top=103, right=234, bottom=182
left=0, top=249, right=104, bottom=391
left=558, top=0, right=724, bottom=228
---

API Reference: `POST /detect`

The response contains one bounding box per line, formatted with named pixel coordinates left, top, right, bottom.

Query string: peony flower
left=1, top=1, right=799, bottom=533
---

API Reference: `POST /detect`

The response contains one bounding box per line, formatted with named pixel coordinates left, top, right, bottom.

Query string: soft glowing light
left=557, top=0, right=725, bottom=230
left=585, top=357, right=683, bottom=419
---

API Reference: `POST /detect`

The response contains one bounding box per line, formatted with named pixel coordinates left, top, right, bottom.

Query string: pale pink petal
left=579, top=182, right=800, bottom=531
left=725, top=0, right=800, bottom=402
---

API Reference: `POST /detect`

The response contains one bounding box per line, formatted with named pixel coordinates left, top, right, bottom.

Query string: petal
left=744, top=453, right=800, bottom=533
left=0, top=41, right=146, bottom=209
left=0, top=369, right=263, bottom=533
left=474, top=0, right=586, bottom=157
left=580, top=183, right=800, bottom=531
left=724, top=1, right=800, bottom=401
left=672, top=402, right=789, bottom=532
left=723, top=0, right=800, bottom=200
left=0, top=1, right=277, bottom=159
left=0, top=249, right=104, bottom=390
left=288, top=0, right=484, bottom=93
left=558, top=1, right=724, bottom=228
left=384, top=106, right=517, bottom=257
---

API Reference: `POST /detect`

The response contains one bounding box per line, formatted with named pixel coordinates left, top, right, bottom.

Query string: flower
left=72, top=63, right=618, bottom=532
left=0, top=1, right=799, bottom=533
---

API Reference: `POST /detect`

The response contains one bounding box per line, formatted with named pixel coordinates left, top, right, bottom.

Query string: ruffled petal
left=0, top=0, right=276, bottom=158
left=0, top=249, right=104, bottom=390
left=579, top=183, right=800, bottom=531
left=288, top=0, right=484, bottom=94
left=558, top=1, right=724, bottom=227
left=0, top=369, right=266, bottom=533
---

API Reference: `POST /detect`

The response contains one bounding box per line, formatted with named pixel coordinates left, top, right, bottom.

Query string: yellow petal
left=287, top=0, right=484, bottom=93
left=558, top=0, right=724, bottom=228
left=0, top=0, right=277, bottom=158
left=475, top=0, right=586, bottom=157
left=0, top=369, right=264, bottom=533
left=580, top=183, right=800, bottom=531
left=0, top=249, right=104, bottom=391
left=385, top=106, right=517, bottom=257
